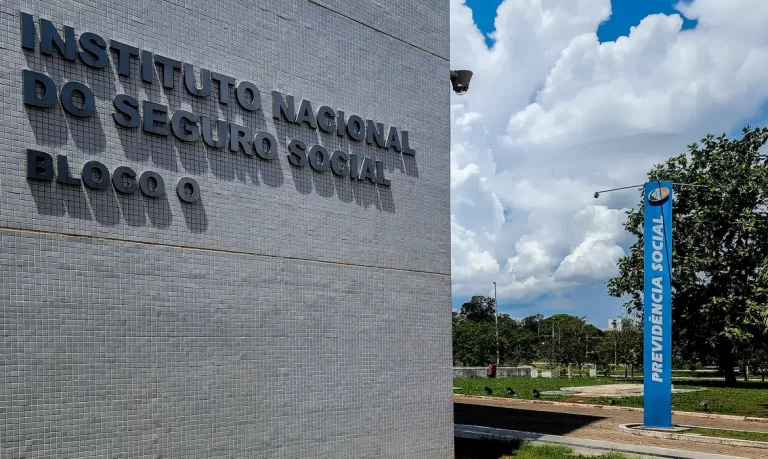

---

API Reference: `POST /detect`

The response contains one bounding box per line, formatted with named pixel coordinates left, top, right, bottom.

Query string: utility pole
left=583, top=333, right=588, bottom=377
left=585, top=333, right=590, bottom=376
left=493, top=282, right=499, bottom=367
left=585, top=333, right=589, bottom=362
left=551, top=324, right=555, bottom=366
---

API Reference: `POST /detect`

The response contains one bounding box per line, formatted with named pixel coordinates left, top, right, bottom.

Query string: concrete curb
left=455, top=424, right=747, bottom=459
left=453, top=394, right=768, bottom=423
left=620, top=424, right=768, bottom=450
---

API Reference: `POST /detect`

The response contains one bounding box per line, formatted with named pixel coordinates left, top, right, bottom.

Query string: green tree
left=453, top=296, right=498, bottom=366
left=453, top=301, right=548, bottom=366
left=459, top=296, right=496, bottom=323
left=495, top=315, right=541, bottom=366
left=624, top=319, right=643, bottom=376
left=610, top=318, right=643, bottom=377
left=452, top=318, right=496, bottom=366
left=747, top=257, right=768, bottom=333
left=751, top=343, right=768, bottom=382
left=539, top=314, right=602, bottom=368
left=608, top=127, right=768, bottom=385
left=593, top=332, right=617, bottom=375
left=507, top=327, right=540, bottom=365
left=520, top=314, right=544, bottom=333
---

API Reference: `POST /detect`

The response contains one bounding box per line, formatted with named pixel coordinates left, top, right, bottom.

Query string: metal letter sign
left=643, top=181, right=673, bottom=428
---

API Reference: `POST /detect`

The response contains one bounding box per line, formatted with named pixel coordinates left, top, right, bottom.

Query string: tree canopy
left=452, top=297, right=630, bottom=370
left=539, top=314, right=603, bottom=368
left=459, top=296, right=497, bottom=323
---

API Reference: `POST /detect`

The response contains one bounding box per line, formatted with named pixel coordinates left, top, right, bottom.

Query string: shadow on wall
left=21, top=25, right=405, bottom=220
left=264, top=117, right=399, bottom=213
left=27, top=178, right=208, bottom=233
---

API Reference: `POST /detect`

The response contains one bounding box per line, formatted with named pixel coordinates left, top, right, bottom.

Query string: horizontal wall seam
left=306, top=0, right=450, bottom=61
left=0, top=226, right=450, bottom=277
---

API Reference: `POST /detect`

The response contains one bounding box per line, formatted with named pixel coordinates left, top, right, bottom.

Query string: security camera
left=450, top=70, right=473, bottom=95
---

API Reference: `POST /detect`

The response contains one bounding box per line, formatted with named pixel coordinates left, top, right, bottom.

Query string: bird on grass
left=532, top=389, right=541, bottom=399
left=506, top=387, right=515, bottom=397
left=484, top=386, right=493, bottom=395
left=700, top=400, right=709, bottom=412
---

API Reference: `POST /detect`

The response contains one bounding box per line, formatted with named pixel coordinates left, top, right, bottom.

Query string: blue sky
left=451, top=0, right=767, bottom=327
left=464, top=0, right=698, bottom=47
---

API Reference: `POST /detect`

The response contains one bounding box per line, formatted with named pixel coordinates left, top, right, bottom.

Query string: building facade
left=606, top=318, right=624, bottom=332
left=0, top=1, right=452, bottom=457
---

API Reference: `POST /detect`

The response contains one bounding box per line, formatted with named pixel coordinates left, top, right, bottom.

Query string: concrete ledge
left=620, top=423, right=768, bottom=450
left=453, top=394, right=768, bottom=423
left=455, top=424, right=747, bottom=459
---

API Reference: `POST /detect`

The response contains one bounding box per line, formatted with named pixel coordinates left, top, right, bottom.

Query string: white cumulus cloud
left=449, top=0, right=768, bottom=321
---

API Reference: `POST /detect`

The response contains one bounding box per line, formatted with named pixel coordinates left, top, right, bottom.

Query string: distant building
left=606, top=318, right=624, bottom=331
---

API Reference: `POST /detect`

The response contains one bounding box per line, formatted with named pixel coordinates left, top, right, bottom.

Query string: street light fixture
left=593, top=182, right=711, bottom=199
left=593, top=184, right=644, bottom=199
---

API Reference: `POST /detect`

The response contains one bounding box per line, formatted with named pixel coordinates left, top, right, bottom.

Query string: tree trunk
left=719, top=353, right=737, bottom=386
left=625, top=366, right=628, bottom=378
left=723, top=365, right=737, bottom=385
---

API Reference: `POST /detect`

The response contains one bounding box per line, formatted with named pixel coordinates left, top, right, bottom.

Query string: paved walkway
left=456, top=424, right=746, bottom=459
left=454, top=395, right=768, bottom=459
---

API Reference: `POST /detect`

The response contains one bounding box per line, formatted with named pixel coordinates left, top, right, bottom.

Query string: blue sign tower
left=643, top=181, right=673, bottom=428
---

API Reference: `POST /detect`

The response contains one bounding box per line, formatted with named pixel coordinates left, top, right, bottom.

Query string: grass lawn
left=453, top=377, right=768, bottom=418
left=455, top=437, right=636, bottom=459
left=453, top=376, right=621, bottom=398
left=512, top=443, right=633, bottom=459
left=685, top=427, right=768, bottom=442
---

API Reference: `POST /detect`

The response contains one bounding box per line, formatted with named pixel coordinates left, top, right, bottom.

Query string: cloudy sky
left=449, top=0, right=768, bottom=326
